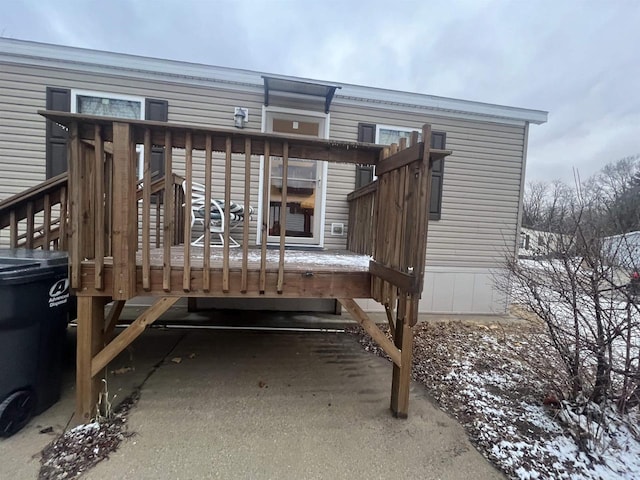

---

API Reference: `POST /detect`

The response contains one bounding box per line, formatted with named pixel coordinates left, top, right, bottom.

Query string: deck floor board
left=113, top=247, right=371, bottom=273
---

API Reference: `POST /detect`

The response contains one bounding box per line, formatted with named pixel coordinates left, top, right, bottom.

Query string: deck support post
left=390, top=297, right=415, bottom=418
left=75, top=296, right=106, bottom=423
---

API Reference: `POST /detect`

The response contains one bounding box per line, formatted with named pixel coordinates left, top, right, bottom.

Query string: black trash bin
left=0, top=249, right=69, bottom=437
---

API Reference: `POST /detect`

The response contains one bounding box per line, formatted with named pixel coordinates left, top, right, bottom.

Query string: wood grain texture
left=111, top=123, right=137, bottom=300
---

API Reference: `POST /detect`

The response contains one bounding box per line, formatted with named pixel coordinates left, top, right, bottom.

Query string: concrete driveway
left=1, top=314, right=504, bottom=480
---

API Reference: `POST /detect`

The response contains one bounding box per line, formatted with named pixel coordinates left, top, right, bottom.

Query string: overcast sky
left=2, top=0, right=639, bottom=184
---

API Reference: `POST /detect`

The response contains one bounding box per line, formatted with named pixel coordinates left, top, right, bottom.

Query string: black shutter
left=145, top=98, right=168, bottom=180
left=356, top=123, right=376, bottom=189
left=45, top=87, right=71, bottom=178
left=429, top=132, right=446, bottom=220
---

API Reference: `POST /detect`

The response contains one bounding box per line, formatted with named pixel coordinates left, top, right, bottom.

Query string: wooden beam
left=142, top=129, right=152, bottom=291
left=94, top=125, right=105, bottom=290
left=69, top=122, right=81, bottom=289
left=390, top=296, right=414, bottom=418
left=203, top=135, right=213, bottom=291
left=369, top=260, right=418, bottom=294
left=376, top=142, right=423, bottom=176
left=111, top=123, right=137, bottom=300
left=78, top=264, right=372, bottom=299
left=346, top=180, right=378, bottom=202
left=38, top=111, right=383, bottom=165
left=59, top=185, right=68, bottom=250
left=183, top=132, right=193, bottom=292
left=259, top=142, right=270, bottom=294
left=104, top=299, right=126, bottom=339
left=384, top=303, right=396, bottom=337
left=222, top=137, right=232, bottom=293
left=277, top=142, right=288, bottom=294
left=43, top=193, right=51, bottom=250
left=75, top=296, right=106, bottom=423
left=9, top=210, right=17, bottom=247
left=91, top=297, right=179, bottom=377
left=162, top=131, right=174, bottom=292
left=339, top=298, right=401, bottom=367
left=241, top=138, right=251, bottom=293
left=412, top=124, right=433, bottom=299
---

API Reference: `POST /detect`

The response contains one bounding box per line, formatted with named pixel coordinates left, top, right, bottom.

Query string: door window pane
left=269, top=158, right=318, bottom=238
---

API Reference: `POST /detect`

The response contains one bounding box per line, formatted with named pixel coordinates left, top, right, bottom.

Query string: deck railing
left=0, top=172, right=68, bottom=250
left=346, top=180, right=378, bottom=255
left=346, top=127, right=451, bottom=321
left=41, top=111, right=383, bottom=300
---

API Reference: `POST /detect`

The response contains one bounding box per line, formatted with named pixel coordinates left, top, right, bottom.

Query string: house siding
left=0, top=49, right=531, bottom=314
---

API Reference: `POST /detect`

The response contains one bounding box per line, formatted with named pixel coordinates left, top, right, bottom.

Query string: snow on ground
left=348, top=321, right=640, bottom=479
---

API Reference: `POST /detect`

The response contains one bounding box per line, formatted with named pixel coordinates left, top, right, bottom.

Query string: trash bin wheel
left=0, top=389, right=35, bottom=437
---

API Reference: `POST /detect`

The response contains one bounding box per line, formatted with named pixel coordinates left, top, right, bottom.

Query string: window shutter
left=429, top=131, right=446, bottom=220
left=45, top=87, right=71, bottom=178
left=355, top=123, right=376, bottom=189
left=145, top=98, right=168, bottom=180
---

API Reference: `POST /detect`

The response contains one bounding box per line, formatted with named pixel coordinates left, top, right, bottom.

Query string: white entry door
left=262, top=110, right=328, bottom=246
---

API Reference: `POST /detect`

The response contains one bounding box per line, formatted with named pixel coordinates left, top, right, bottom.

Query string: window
left=76, top=95, right=142, bottom=119
left=45, top=88, right=168, bottom=179
left=378, top=127, right=419, bottom=146
left=358, top=123, right=446, bottom=220
left=72, top=91, right=145, bottom=178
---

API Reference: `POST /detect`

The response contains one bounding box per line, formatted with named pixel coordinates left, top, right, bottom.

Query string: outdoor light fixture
left=234, top=107, right=248, bottom=128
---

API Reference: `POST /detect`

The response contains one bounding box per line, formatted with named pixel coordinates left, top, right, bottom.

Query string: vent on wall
left=331, top=223, right=344, bottom=236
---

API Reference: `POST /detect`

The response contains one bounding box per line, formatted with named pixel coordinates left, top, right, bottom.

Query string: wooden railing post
left=111, top=122, right=137, bottom=300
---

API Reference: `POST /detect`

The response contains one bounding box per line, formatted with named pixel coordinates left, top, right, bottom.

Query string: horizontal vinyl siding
left=329, top=102, right=525, bottom=268
left=323, top=162, right=353, bottom=249
left=0, top=61, right=525, bottom=267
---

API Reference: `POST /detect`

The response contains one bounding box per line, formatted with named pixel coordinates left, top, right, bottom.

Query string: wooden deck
left=0, top=112, right=452, bottom=422
left=76, top=248, right=372, bottom=298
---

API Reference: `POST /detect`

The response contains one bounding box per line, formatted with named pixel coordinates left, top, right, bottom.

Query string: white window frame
left=257, top=105, right=330, bottom=247
left=70, top=89, right=146, bottom=178
left=375, top=124, right=421, bottom=145
left=373, top=124, right=422, bottom=182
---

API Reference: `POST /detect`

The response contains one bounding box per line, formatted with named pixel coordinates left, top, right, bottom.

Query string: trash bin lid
left=0, top=249, right=68, bottom=286
left=0, top=249, right=68, bottom=267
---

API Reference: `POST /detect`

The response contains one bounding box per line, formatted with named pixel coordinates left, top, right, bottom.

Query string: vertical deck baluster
left=222, top=137, right=232, bottom=293
left=241, top=138, right=251, bottom=293
left=111, top=122, right=137, bottom=300
left=59, top=186, right=68, bottom=250
left=163, top=131, right=173, bottom=292
left=142, top=128, right=152, bottom=291
left=9, top=210, right=17, bottom=247
left=259, top=141, right=270, bottom=294
left=203, top=134, right=212, bottom=292
left=371, top=149, right=384, bottom=302
left=183, top=132, right=193, bottom=292
left=390, top=138, right=407, bottom=308
left=43, top=193, right=51, bottom=250
left=94, top=125, right=105, bottom=290
left=104, top=151, right=113, bottom=256
left=277, top=142, right=288, bottom=294
left=155, top=194, right=161, bottom=249
left=387, top=144, right=400, bottom=303
left=69, top=122, right=82, bottom=289
left=25, top=201, right=34, bottom=249
left=412, top=125, right=433, bottom=299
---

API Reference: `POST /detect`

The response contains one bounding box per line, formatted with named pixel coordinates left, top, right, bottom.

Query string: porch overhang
left=262, top=75, right=341, bottom=113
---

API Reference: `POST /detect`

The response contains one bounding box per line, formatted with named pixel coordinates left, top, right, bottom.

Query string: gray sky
left=3, top=0, right=639, bottom=184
